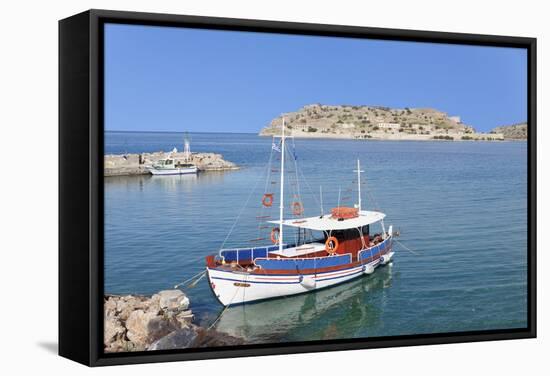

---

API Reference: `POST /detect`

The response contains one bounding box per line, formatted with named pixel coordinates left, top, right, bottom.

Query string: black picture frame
left=59, top=9, right=537, bottom=367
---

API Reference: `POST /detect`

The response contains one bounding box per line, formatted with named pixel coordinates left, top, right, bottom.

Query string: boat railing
left=254, top=253, right=352, bottom=271
left=218, top=236, right=391, bottom=265
left=358, top=236, right=392, bottom=262
left=219, top=244, right=291, bottom=263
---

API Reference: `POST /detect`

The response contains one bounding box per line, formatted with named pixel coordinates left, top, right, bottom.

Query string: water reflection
left=104, top=171, right=233, bottom=192
left=148, top=174, right=198, bottom=192
left=214, top=264, right=393, bottom=344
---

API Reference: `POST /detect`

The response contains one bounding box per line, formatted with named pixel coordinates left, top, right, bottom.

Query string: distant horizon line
left=105, top=130, right=259, bottom=134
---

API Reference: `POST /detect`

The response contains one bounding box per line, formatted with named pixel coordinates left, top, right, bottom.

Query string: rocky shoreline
left=104, top=290, right=243, bottom=352
left=104, top=151, right=239, bottom=177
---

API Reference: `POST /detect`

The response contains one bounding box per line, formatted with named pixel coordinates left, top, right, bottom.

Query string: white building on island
left=377, top=122, right=400, bottom=130
left=449, top=116, right=461, bottom=124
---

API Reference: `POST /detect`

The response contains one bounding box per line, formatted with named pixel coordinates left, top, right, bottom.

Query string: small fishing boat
left=147, top=135, right=198, bottom=176
left=147, top=158, right=198, bottom=175
left=205, top=120, right=394, bottom=306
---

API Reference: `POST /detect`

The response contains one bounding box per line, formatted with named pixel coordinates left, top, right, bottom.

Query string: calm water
left=104, top=131, right=527, bottom=343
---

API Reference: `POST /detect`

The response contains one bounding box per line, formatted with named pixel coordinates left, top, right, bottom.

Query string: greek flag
left=272, top=142, right=281, bottom=152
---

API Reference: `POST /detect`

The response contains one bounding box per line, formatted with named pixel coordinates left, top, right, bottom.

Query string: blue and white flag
left=272, top=142, right=281, bottom=152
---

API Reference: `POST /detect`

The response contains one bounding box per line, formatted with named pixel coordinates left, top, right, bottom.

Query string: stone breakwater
left=104, top=290, right=243, bottom=352
left=104, top=152, right=239, bottom=177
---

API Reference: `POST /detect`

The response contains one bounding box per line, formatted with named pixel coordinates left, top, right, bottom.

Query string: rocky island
left=490, top=122, right=528, bottom=140
left=104, top=289, right=243, bottom=352
left=260, top=104, right=525, bottom=141
left=104, top=151, right=239, bottom=177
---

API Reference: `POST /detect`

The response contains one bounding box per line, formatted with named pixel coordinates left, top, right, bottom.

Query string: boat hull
left=207, top=252, right=394, bottom=306
left=147, top=166, right=198, bottom=175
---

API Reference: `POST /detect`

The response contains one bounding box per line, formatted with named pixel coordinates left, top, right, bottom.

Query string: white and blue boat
left=206, top=119, right=394, bottom=306
left=147, top=135, right=198, bottom=176
left=147, top=158, right=198, bottom=175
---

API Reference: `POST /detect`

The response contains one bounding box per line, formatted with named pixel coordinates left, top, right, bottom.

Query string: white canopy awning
left=268, top=210, right=386, bottom=231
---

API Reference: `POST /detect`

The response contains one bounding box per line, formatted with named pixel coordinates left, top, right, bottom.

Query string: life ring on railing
left=262, top=193, right=274, bottom=207
left=325, top=236, right=339, bottom=255
left=270, top=227, right=280, bottom=244
left=291, top=201, right=304, bottom=216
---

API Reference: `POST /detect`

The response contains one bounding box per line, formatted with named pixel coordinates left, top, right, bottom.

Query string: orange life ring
left=262, top=193, right=274, bottom=207
left=270, top=227, right=280, bottom=244
left=291, top=201, right=304, bottom=216
left=325, top=236, right=339, bottom=255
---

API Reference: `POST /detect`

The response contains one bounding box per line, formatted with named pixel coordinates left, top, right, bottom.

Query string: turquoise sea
left=104, top=131, right=527, bottom=343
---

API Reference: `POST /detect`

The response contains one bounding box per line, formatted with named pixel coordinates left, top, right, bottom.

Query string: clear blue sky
left=104, top=23, right=527, bottom=133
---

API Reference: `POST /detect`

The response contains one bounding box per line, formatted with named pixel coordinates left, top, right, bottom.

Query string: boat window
left=362, top=225, right=370, bottom=236
left=328, top=230, right=344, bottom=240
left=344, top=229, right=358, bottom=240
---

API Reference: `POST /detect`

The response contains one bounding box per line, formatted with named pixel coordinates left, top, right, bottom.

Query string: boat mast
left=279, top=118, right=286, bottom=252
left=184, top=134, right=191, bottom=162
left=320, top=186, right=324, bottom=216
left=354, top=159, right=364, bottom=211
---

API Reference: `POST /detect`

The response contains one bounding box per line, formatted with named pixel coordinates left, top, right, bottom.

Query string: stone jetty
left=104, top=289, right=243, bottom=352
left=104, top=151, right=239, bottom=177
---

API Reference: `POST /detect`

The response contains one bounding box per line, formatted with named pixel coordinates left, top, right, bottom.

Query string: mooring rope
left=207, top=275, right=246, bottom=330
left=188, top=271, right=207, bottom=288
left=174, top=270, right=207, bottom=289
left=394, top=239, right=421, bottom=256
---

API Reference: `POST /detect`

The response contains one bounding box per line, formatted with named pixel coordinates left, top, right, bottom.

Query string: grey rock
left=104, top=297, right=117, bottom=316
left=103, top=289, right=244, bottom=353
left=104, top=313, right=125, bottom=343
left=155, top=290, right=190, bottom=311
left=125, top=310, right=157, bottom=346
left=175, top=310, right=194, bottom=327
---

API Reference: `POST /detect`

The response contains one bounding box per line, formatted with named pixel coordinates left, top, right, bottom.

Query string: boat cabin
left=153, top=159, right=195, bottom=169
left=268, top=208, right=387, bottom=260
left=153, top=158, right=176, bottom=168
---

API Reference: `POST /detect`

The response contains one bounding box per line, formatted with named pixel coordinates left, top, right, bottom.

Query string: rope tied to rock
left=174, top=270, right=207, bottom=289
